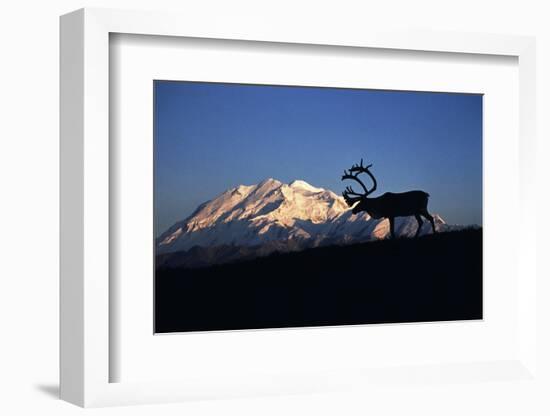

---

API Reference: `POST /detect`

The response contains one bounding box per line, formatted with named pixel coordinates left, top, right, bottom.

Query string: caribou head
left=341, top=159, right=436, bottom=238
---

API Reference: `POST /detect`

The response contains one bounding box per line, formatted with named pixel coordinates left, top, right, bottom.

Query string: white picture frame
left=60, top=8, right=538, bottom=408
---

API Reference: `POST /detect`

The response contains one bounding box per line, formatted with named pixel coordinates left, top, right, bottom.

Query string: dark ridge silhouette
left=342, top=159, right=436, bottom=238
left=155, top=229, right=482, bottom=333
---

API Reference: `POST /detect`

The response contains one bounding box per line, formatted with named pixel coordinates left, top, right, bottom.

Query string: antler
left=342, top=186, right=363, bottom=207
left=341, top=158, right=377, bottom=200
left=341, top=159, right=378, bottom=207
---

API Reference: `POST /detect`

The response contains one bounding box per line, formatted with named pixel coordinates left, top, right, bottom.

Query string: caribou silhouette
left=341, top=159, right=436, bottom=239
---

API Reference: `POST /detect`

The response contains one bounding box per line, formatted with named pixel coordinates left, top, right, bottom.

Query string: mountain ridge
left=157, top=178, right=463, bottom=267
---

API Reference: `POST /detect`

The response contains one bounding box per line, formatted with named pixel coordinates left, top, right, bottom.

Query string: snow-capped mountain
left=156, top=178, right=457, bottom=268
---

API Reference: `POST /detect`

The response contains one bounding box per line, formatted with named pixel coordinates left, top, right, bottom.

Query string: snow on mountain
left=157, top=178, right=451, bottom=261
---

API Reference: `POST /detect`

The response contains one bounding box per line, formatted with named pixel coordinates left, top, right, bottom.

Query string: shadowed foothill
left=155, top=229, right=482, bottom=333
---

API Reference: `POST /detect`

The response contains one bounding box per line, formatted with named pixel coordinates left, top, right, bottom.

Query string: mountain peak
left=258, top=177, right=282, bottom=186
left=157, top=179, right=454, bottom=257
left=288, top=179, right=323, bottom=193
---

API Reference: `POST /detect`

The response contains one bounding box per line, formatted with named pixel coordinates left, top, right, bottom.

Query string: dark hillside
left=155, top=229, right=482, bottom=333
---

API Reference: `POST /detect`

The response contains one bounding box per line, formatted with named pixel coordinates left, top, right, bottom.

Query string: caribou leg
left=389, top=217, right=395, bottom=239
left=421, top=210, right=436, bottom=234
left=414, top=214, right=423, bottom=238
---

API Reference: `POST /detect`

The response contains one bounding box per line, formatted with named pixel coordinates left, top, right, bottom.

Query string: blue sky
left=155, top=81, right=482, bottom=235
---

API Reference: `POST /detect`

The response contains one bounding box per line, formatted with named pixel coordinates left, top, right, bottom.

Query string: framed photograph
left=153, top=80, right=483, bottom=333
left=60, top=8, right=538, bottom=407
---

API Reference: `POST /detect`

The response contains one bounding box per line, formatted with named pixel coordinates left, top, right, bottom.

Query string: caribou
left=341, top=159, right=436, bottom=239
